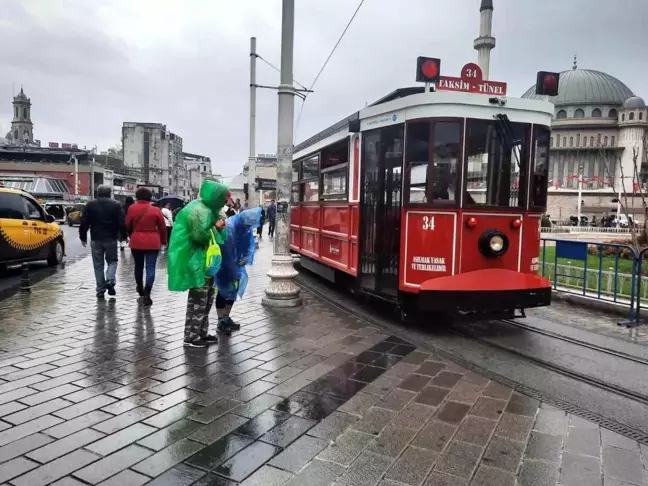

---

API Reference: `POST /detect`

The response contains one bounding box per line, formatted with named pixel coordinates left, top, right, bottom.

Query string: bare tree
left=598, top=132, right=648, bottom=250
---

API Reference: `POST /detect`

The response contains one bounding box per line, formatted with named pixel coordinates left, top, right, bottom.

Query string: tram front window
left=464, top=118, right=530, bottom=208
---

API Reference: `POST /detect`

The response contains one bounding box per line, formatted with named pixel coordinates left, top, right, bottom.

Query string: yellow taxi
left=66, top=203, right=85, bottom=226
left=0, top=187, right=65, bottom=270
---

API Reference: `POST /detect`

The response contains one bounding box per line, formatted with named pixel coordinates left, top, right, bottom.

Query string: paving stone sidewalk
left=0, top=240, right=646, bottom=486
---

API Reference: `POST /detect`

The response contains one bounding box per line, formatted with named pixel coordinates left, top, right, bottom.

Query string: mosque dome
left=521, top=69, right=634, bottom=106
left=623, top=96, right=646, bottom=109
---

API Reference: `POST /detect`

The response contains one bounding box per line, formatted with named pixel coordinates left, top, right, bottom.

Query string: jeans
left=268, top=219, right=276, bottom=237
left=90, top=240, right=118, bottom=293
left=132, top=250, right=159, bottom=291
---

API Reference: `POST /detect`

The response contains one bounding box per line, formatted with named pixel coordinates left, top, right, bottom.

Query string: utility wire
left=295, top=0, right=366, bottom=140
left=256, top=55, right=309, bottom=91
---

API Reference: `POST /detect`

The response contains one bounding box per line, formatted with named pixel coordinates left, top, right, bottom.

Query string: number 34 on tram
left=290, top=58, right=560, bottom=319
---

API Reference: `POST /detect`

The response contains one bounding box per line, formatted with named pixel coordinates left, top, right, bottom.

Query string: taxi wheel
left=47, top=239, right=64, bottom=267
left=67, top=218, right=73, bottom=226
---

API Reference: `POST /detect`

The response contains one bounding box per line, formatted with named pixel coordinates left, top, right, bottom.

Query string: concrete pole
left=263, top=0, right=301, bottom=308
left=91, top=156, right=95, bottom=200
left=577, top=165, right=583, bottom=227
left=74, top=155, right=79, bottom=199
left=247, top=37, right=258, bottom=208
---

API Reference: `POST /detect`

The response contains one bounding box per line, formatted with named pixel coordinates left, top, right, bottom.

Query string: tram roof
left=294, top=87, right=553, bottom=156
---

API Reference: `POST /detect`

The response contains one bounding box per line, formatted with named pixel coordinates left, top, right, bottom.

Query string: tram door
left=359, top=125, right=404, bottom=296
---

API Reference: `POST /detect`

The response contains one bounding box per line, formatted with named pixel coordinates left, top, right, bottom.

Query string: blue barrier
left=540, top=238, right=641, bottom=326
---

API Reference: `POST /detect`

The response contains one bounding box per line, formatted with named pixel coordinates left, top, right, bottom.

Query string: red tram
left=290, top=62, right=557, bottom=318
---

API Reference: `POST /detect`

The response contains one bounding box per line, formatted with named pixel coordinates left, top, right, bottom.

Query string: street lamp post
left=247, top=37, right=258, bottom=208
left=262, top=0, right=301, bottom=308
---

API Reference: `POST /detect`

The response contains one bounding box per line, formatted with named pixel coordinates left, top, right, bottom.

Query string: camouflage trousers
left=184, top=277, right=216, bottom=342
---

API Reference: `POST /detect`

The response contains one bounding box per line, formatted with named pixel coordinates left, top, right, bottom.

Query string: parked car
left=43, top=202, right=72, bottom=222
left=0, top=187, right=65, bottom=271
left=66, top=203, right=86, bottom=226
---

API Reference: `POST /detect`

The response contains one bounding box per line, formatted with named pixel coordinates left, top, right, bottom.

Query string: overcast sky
left=1, top=0, right=646, bottom=177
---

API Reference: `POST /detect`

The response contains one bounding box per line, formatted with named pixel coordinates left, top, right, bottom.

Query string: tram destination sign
left=436, top=63, right=507, bottom=96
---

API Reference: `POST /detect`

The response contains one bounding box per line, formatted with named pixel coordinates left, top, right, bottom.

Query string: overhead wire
left=294, top=0, right=366, bottom=140
left=256, top=55, right=309, bottom=92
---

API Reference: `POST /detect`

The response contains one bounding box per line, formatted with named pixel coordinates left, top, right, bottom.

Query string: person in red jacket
left=125, top=187, right=167, bottom=305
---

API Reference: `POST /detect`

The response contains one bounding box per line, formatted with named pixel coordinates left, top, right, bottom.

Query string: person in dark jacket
left=125, top=187, right=167, bottom=306
left=120, top=196, right=135, bottom=251
left=79, top=185, right=127, bottom=298
left=267, top=199, right=276, bottom=238
left=256, top=207, right=266, bottom=238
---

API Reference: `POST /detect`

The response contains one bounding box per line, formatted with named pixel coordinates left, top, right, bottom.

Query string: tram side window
left=406, top=122, right=429, bottom=203
left=530, top=126, right=550, bottom=209
left=465, top=119, right=529, bottom=208
left=321, top=142, right=349, bottom=200
left=291, top=161, right=300, bottom=203
left=299, top=155, right=319, bottom=202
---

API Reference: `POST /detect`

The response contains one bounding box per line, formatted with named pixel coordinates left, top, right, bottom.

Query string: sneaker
left=106, top=282, right=116, bottom=296
left=96, top=292, right=105, bottom=299
left=184, top=339, right=208, bottom=348
left=143, top=296, right=153, bottom=306
left=223, top=316, right=241, bottom=330
left=136, top=284, right=144, bottom=296
left=216, top=322, right=232, bottom=335
left=202, top=334, right=219, bottom=344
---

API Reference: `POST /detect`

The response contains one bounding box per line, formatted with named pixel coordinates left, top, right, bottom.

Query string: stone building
left=521, top=63, right=648, bottom=223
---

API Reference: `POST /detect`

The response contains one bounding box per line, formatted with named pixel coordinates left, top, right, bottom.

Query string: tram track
left=295, top=269, right=648, bottom=443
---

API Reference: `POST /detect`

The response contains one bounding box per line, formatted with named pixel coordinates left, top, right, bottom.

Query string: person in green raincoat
left=167, top=180, right=230, bottom=348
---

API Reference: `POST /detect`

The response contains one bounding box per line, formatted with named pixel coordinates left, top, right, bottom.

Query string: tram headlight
left=478, top=229, right=509, bottom=258
left=489, top=235, right=505, bottom=252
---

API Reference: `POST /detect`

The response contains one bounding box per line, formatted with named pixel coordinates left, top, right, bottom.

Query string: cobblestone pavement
left=530, top=302, right=648, bottom=344
left=0, top=241, right=646, bottom=485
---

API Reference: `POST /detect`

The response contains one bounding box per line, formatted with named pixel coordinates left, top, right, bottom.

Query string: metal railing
left=539, top=238, right=640, bottom=325
left=541, top=226, right=635, bottom=234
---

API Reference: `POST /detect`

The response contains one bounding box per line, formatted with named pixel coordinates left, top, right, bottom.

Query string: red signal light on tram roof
left=535, top=71, right=560, bottom=96
left=466, top=217, right=478, bottom=229
left=416, top=57, right=441, bottom=84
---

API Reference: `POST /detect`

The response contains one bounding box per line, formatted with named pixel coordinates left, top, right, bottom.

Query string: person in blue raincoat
left=215, top=207, right=262, bottom=332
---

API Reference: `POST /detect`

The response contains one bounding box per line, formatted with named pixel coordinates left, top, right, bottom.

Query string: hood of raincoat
left=199, top=180, right=229, bottom=216
left=167, top=180, right=229, bottom=292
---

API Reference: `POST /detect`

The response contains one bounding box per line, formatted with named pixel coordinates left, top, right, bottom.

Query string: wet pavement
left=0, top=225, right=88, bottom=299
left=0, top=241, right=646, bottom=485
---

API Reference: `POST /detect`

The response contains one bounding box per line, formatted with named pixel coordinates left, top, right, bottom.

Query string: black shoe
left=106, top=282, right=116, bottom=296
left=143, top=296, right=153, bottom=306
left=183, top=339, right=208, bottom=348
left=224, top=317, right=241, bottom=330
left=96, top=292, right=105, bottom=299
left=202, top=334, right=219, bottom=344
left=136, top=284, right=144, bottom=296
left=217, top=322, right=232, bottom=335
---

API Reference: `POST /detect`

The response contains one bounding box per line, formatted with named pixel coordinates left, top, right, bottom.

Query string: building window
left=592, top=108, right=602, bottom=117
left=597, top=133, right=602, bottom=146
left=576, top=134, right=580, bottom=147
left=556, top=136, right=560, bottom=148
left=640, top=113, right=644, bottom=120
left=590, top=136, right=594, bottom=146
left=563, top=137, right=567, bottom=147
left=22, top=107, right=27, bottom=118
left=609, top=109, right=618, bottom=118
left=550, top=137, right=554, bottom=147
left=574, top=109, right=585, bottom=118
left=611, top=136, right=615, bottom=146
left=622, top=114, right=626, bottom=121
left=556, top=110, right=567, bottom=119
left=630, top=112, right=635, bottom=121
left=604, top=136, right=608, bottom=146
left=583, top=136, right=587, bottom=147
left=14, top=131, right=18, bottom=140
left=569, top=137, right=574, bottom=147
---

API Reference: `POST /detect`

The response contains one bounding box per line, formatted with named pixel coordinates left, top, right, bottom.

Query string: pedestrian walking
left=161, top=202, right=174, bottom=247
left=257, top=206, right=266, bottom=239
left=126, top=187, right=167, bottom=306
left=267, top=199, right=276, bottom=238
left=79, top=185, right=127, bottom=299
left=215, top=207, right=262, bottom=333
left=167, top=180, right=231, bottom=348
left=120, top=196, right=134, bottom=251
